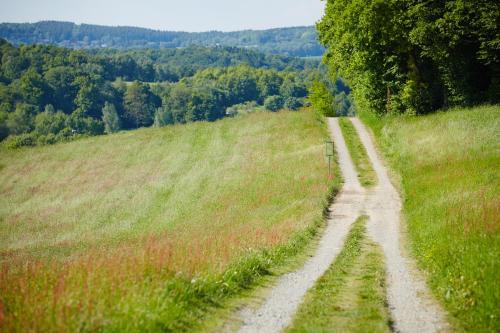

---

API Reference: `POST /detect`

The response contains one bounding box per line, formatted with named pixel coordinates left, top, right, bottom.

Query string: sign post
left=325, top=141, right=334, bottom=179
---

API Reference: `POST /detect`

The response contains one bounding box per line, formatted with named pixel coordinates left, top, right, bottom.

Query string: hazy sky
left=0, top=0, right=326, bottom=32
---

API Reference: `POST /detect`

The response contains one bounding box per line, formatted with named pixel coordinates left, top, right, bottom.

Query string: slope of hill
left=0, top=21, right=324, bottom=57
left=0, top=110, right=338, bottom=332
left=361, top=105, right=500, bottom=331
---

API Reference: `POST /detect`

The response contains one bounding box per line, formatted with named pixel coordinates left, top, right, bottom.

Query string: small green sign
left=325, top=141, right=334, bottom=157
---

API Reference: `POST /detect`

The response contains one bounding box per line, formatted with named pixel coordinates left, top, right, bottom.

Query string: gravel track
left=236, top=117, right=449, bottom=333
left=350, top=118, right=449, bottom=333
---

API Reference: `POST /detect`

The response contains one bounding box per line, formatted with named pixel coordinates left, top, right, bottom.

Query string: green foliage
left=335, top=91, right=355, bottom=117
left=264, top=95, right=285, bottom=112
left=6, top=103, right=38, bottom=135
left=0, top=39, right=325, bottom=147
left=123, top=81, right=160, bottom=128
left=307, top=81, right=335, bottom=117
left=153, top=106, right=174, bottom=127
left=0, top=109, right=8, bottom=140
left=284, top=97, right=303, bottom=110
left=318, top=0, right=500, bottom=114
left=34, top=106, right=67, bottom=136
left=225, top=101, right=260, bottom=117
left=66, top=111, right=104, bottom=136
left=0, top=22, right=324, bottom=57
left=102, top=102, right=121, bottom=133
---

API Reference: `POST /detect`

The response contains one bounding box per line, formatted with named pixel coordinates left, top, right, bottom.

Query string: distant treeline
left=318, top=0, right=500, bottom=115
left=90, top=46, right=318, bottom=81
left=0, top=21, right=324, bottom=57
left=0, top=39, right=338, bottom=148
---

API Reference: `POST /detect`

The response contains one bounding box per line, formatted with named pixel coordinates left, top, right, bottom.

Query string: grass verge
left=0, top=110, right=341, bottom=332
left=359, top=105, right=500, bottom=331
left=286, top=216, right=392, bottom=333
left=338, top=117, right=377, bottom=187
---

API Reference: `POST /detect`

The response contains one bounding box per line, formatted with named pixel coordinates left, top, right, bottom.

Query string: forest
left=318, top=0, right=499, bottom=115
left=0, top=38, right=351, bottom=148
left=0, top=21, right=324, bottom=57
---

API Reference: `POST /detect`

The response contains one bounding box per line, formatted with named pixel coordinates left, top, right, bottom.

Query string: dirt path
left=350, top=118, right=449, bottom=332
left=236, top=118, right=448, bottom=333
left=237, top=118, right=365, bottom=333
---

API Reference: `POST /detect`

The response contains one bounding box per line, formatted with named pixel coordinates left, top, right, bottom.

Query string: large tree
left=122, top=81, right=160, bottom=128
left=317, top=0, right=500, bottom=115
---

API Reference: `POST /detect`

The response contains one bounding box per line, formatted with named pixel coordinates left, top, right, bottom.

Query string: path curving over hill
left=237, top=118, right=365, bottom=333
left=236, top=117, right=449, bottom=333
left=350, top=118, right=449, bottom=332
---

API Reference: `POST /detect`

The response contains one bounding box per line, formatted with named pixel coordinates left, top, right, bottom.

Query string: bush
left=225, top=101, right=259, bottom=116
left=4, top=132, right=37, bottom=149
left=34, top=109, right=68, bottom=136
left=154, top=106, right=174, bottom=127
left=102, top=102, right=122, bottom=134
left=264, top=95, right=284, bottom=112
left=284, top=97, right=303, bottom=110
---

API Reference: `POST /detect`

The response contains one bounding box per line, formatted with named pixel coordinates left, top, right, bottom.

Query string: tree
left=317, top=0, right=500, bottom=114
left=16, top=68, right=48, bottom=107
left=34, top=105, right=67, bottom=136
left=44, top=66, right=77, bottom=113
left=307, top=81, right=334, bottom=116
left=154, top=106, right=174, bottom=127
left=257, top=70, right=283, bottom=102
left=220, top=66, right=259, bottom=105
left=6, top=103, right=38, bottom=135
left=123, top=81, right=160, bottom=128
left=0, top=109, right=9, bottom=140
left=284, top=97, right=303, bottom=110
left=280, top=77, right=307, bottom=99
left=264, top=95, right=284, bottom=112
left=73, top=76, right=103, bottom=119
left=102, top=102, right=121, bottom=133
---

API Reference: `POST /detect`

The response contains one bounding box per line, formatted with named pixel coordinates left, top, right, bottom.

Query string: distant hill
left=0, top=21, right=324, bottom=57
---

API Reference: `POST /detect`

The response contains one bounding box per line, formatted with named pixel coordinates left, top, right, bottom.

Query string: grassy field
left=360, top=105, right=500, bottom=331
left=338, top=117, right=377, bottom=187
left=286, top=216, right=392, bottom=333
left=0, top=110, right=338, bottom=332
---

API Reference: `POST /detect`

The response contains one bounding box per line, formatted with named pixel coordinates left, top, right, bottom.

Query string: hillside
left=0, top=110, right=337, bottom=332
left=0, top=21, right=324, bottom=57
left=0, top=39, right=326, bottom=148
left=361, top=105, right=500, bottom=331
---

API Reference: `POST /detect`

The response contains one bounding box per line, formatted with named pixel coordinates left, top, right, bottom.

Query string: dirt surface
left=350, top=117, right=449, bottom=332
left=237, top=118, right=365, bottom=333
left=236, top=117, right=449, bottom=333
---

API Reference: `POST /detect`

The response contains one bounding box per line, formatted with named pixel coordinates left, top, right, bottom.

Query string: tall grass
left=0, top=110, right=339, bottom=332
left=359, top=105, right=500, bottom=331
left=286, top=216, right=392, bottom=333
left=338, top=117, right=377, bottom=187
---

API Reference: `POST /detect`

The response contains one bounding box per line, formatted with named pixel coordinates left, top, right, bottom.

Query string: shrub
left=264, top=95, right=284, bottom=112
left=154, top=106, right=174, bottom=127
left=4, top=132, right=37, bottom=149
left=284, top=97, right=303, bottom=110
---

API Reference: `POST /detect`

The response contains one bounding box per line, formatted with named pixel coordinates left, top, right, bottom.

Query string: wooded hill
left=0, top=21, right=324, bottom=57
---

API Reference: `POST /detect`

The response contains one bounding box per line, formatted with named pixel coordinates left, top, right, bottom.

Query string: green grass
left=286, top=216, right=392, bottom=333
left=338, top=117, right=377, bottom=187
left=0, top=110, right=340, bottom=332
left=359, top=105, right=500, bottom=331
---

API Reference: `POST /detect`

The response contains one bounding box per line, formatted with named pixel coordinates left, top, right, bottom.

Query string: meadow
left=360, top=105, right=500, bottom=331
left=0, top=110, right=336, bottom=332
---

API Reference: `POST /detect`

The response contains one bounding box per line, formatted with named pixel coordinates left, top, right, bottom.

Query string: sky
left=0, top=0, right=326, bottom=32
